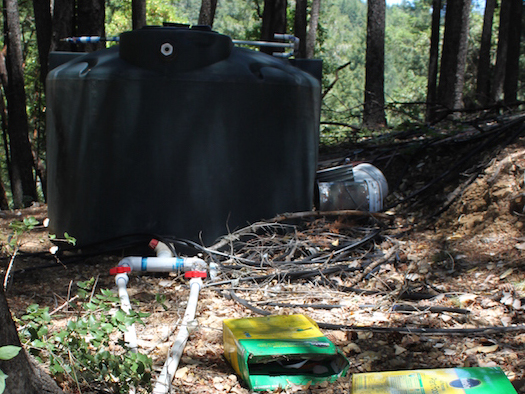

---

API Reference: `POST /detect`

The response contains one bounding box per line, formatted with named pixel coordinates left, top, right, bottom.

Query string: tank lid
left=119, top=25, right=233, bottom=73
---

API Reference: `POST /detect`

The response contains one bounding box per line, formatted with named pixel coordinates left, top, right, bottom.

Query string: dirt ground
left=1, top=118, right=525, bottom=394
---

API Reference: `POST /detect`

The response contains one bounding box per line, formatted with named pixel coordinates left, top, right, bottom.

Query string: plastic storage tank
left=46, top=25, right=320, bottom=247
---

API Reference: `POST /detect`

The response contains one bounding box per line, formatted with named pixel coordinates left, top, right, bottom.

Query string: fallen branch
left=271, top=210, right=394, bottom=223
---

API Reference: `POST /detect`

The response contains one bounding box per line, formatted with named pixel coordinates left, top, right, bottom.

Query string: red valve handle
left=109, top=266, right=131, bottom=275
left=184, top=271, right=207, bottom=279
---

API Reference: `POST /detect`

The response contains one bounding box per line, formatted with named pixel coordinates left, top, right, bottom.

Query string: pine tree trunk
left=3, top=0, right=38, bottom=208
left=503, top=0, right=522, bottom=104
left=475, top=0, right=496, bottom=106
left=363, top=0, right=386, bottom=130
left=426, top=0, right=442, bottom=123
left=132, top=0, right=147, bottom=30
left=198, top=0, right=218, bottom=27
left=306, top=0, right=320, bottom=59
left=437, top=0, right=471, bottom=117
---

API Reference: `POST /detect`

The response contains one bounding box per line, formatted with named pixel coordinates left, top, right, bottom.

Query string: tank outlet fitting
left=149, top=239, right=174, bottom=258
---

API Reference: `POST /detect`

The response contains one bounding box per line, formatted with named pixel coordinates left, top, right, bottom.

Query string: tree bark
left=294, top=0, right=307, bottom=58
left=198, top=0, right=218, bottom=27
left=306, top=0, right=320, bottom=59
left=437, top=0, right=471, bottom=116
left=132, top=0, right=147, bottom=30
left=426, top=0, right=442, bottom=123
left=32, top=0, right=53, bottom=84
left=0, top=286, right=64, bottom=394
left=363, top=0, right=386, bottom=130
left=77, top=0, right=106, bottom=52
left=260, top=0, right=287, bottom=55
left=475, top=0, right=496, bottom=106
left=3, top=0, right=38, bottom=208
left=492, top=0, right=511, bottom=102
left=51, top=0, right=75, bottom=51
left=0, top=52, right=10, bottom=210
left=503, top=0, right=522, bottom=104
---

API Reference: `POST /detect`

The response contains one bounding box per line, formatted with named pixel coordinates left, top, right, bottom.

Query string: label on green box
left=351, top=367, right=517, bottom=394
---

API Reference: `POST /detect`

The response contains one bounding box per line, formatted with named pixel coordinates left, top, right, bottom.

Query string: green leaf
left=0, top=370, right=7, bottom=394
left=0, top=346, right=21, bottom=360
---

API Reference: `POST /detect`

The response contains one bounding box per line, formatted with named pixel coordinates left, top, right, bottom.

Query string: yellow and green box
left=351, top=367, right=517, bottom=394
left=223, top=314, right=350, bottom=391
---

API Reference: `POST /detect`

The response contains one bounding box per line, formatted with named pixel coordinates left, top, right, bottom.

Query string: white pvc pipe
left=152, top=278, right=203, bottom=394
left=115, top=273, right=139, bottom=353
left=118, top=256, right=206, bottom=273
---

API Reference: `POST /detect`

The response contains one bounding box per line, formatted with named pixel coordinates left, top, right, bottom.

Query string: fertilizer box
left=351, top=367, right=517, bottom=394
left=223, top=314, right=350, bottom=391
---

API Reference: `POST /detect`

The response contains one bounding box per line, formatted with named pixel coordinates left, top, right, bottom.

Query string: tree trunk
left=492, top=0, right=511, bottom=102
left=294, top=0, right=307, bottom=58
left=426, top=0, right=442, bottom=123
left=437, top=0, right=471, bottom=117
left=306, top=0, right=320, bottom=59
left=51, top=0, right=75, bottom=51
left=260, top=0, right=287, bottom=55
left=3, top=0, right=38, bottom=208
left=32, top=0, right=52, bottom=85
left=132, top=0, right=147, bottom=30
left=503, top=0, right=522, bottom=104
left=0, top=286, right=64, bottom=394
left=363, top=0, right=386, bottom=130
left=77, top=0, right=106, bottom=52
left=198, top=0, right=218, bottom=27
left=0, top=52, right=10, bottom=210
left=475, top=0, right=496, bottom=106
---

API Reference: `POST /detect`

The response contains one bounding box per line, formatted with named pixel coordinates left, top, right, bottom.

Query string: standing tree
left=77, top=0, right=106, bottom=51
left=426, top=0, right=442, bottom=123
left=294, top=0, right=308, bottom=58
left=51, top=0, right=75, bottom=51
left=3, top=0, right=38, bottom=208
left=32, top=0, right=53, bottom=85
left=437, top=0, right=471, bottom=117
left=132, top=0, right=147, bottom=30
left=363, top=0, right=386, bottom=130
left=198, top=0, right=218, bottom=27
left=492, top=0, right=511, bottom=102
left=305, top=0, right=320, bottom=59
left=260, top=0, right=287, bottom=55
left=503, top=0, right=522, bottom=104
left=475, top=0, right=496, bottom=106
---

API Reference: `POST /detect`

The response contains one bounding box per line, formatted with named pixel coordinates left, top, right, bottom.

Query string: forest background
left=0, top=0, right=522, bottom=209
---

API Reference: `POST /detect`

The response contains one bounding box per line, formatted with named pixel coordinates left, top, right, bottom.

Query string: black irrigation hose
left=229, top=290, right=525, bottom=336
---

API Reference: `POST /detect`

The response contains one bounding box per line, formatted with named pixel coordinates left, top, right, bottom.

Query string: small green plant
left=18, top=278, right=152, bottom=393
left=0, top=345, right=21, bottom=394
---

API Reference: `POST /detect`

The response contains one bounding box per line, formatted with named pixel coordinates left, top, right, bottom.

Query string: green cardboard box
left=223, top=314, right=350, bottom=392
left=351, top=367, right=518, bottom=394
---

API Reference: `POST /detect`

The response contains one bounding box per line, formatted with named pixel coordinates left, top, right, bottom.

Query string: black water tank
left=46, top=26, right=320, bottom=247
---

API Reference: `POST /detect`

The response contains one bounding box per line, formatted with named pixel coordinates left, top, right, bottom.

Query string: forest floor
left=1, top=114, right=525, bottom=394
